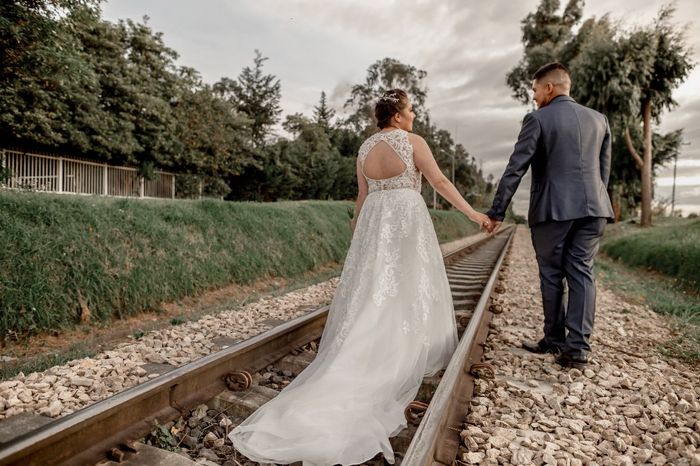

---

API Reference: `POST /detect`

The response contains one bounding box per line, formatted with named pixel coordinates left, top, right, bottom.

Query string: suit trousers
left=530, top=216, right=607, bottom=356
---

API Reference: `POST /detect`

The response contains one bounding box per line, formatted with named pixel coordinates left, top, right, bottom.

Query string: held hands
left=469, top=211, right=492, bottom=233
left=469, top=210, right=501, bottom=234
left=485, top=217, right=502, bottom=234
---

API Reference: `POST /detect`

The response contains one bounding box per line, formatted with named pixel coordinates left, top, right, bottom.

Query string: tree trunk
left=640, top=99, right=653, bottom=227
left=611, top=186, right=621, bottom=222
left=623, top=99, right=654, bottom=227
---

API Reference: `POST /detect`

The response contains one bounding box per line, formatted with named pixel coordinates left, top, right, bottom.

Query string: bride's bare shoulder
left=407, top=133, right=429, bottom=150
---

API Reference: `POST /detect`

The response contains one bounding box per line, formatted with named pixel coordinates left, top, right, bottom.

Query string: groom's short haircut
left=533, top=62, right=571, bottom=90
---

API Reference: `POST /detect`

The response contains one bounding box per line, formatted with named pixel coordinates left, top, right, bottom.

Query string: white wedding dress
left=229, top=129, right=459, bottom=465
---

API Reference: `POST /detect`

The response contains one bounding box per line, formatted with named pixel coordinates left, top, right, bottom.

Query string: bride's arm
left=351, top=157, right=369, bottom=233
left=410, top=133, right=489, bottom=227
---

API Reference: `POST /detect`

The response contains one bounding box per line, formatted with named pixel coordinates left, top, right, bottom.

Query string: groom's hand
left=488, top=217, right=502, bottom=233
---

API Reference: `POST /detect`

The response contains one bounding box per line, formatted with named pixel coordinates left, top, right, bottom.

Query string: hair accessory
left=379, top=92, right=400, bottom=104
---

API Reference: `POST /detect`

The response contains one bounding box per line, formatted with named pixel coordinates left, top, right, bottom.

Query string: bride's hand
left=469, top=211, right=491, bottom=231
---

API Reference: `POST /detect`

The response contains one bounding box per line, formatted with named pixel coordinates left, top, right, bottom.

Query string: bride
left=229, top=89, right=490, bottom=465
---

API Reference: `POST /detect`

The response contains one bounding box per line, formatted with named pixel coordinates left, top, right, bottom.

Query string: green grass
left=0, top=191, right=477, bottom=338
left=597, top=256, right=700, bottom=363
left=0, top=264, right=345, bottom=381
left=598, top=217, right=700, bottom=363
left=429, top=208, right=480, bottom=243
left=601, top=218, right=700, bottom=292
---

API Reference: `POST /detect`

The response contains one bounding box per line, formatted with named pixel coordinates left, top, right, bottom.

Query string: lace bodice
left=358, top=129, right=422, bottom=193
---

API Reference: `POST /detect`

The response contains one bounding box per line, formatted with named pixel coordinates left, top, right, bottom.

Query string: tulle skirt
left=229, top=188, right=458, bottom=465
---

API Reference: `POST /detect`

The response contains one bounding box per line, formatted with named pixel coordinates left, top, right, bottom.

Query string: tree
left=215, top=50, right=282, bottom=148
left=281, top=114, right=341, bottom=199
left=172, top=67, right=254, bottom=198
left=120, top=17, right=183, bottom=175
left=2, top=5, right=492, bottom=205
left=0, top=3, right=190, bottom=175
left=313, top=91, right=336, bottom=130
left=226, top=113, right=351, bottom=202
left=0, top=0, right=108, bottom=154
left=618, top=6, right=694, bottom=226
left=609, top=126, right=682, bottom=219
left=507, top=1, right=693, bottom=225
left=506, top=0, right=584, bottom=104
left=344, top=58, right=428, bottom=134
left=67, top=7, right=141, bottom=162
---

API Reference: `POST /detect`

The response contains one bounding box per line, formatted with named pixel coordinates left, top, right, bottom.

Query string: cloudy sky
left=102, top=0, right=700, bottom=216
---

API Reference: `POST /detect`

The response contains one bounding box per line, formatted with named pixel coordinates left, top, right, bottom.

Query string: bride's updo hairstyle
left=375, top=89, right=409, bottom=129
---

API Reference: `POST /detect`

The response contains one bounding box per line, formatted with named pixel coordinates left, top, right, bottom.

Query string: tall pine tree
left=313, top=91, right=336, bottom=130
left=216, top=50, right=282, bottom=148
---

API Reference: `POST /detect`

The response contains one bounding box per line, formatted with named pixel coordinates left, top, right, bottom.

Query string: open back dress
left=229, top=128, right=458, bottom=465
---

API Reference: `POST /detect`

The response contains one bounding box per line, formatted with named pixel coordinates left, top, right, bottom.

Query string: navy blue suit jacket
left=487, top=95, right=614, bottom=226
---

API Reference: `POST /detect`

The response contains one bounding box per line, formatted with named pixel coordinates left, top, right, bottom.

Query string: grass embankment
left=599, top=218, right=700, bottom=362
left=601, top=218, right=699, bottom=291
left=0, top=191, right=478, bottom=339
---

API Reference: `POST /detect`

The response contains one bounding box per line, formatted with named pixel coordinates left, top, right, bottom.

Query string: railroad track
left=0, top=226, right=515, bottom=466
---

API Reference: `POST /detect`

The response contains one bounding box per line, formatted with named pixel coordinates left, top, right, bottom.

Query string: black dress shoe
left=522, top=340, right=561, bottom=355
left=555, top=352, right=588, bottom=370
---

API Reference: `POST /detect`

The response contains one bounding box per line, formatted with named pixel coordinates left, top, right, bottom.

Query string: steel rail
left=402, top=225, right=515, bottom=466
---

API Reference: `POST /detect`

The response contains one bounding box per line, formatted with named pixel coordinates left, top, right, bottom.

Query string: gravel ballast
left=0, top=279, right=338, bottom=421
left=460, top=227, right=700, bottom=466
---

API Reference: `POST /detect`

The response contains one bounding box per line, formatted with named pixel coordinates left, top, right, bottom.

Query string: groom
left=485, top=62, right=614, bottom=370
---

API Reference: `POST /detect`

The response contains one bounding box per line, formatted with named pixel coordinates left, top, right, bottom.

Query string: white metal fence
left=0, top=149, right=175, bottom=199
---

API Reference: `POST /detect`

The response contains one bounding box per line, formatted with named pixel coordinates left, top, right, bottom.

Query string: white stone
left=676, top=399, right=691, bottom=413
left=565, top=419, right=586, bottom=434
left=202, top=431, right=218, bottom=447
left=70, top=377, right=93, bottom=387
left=490, top=436, right=510, bottom=449
left=633, top=448, right=653, bottom=463
left=570, top=382, right=584, bottom=394
left=511, top=448, right=534, bottom=465
left=16, top=390, right=33, bottom=403
left=5, top=396, right=21, bottom=408
left=462, top=452, right=485, bottom=464
left=41, top=400, right=63, bottom=417
left=0, top=381, right=20, bottom=391
left=618, top=456, right=634, bottom=466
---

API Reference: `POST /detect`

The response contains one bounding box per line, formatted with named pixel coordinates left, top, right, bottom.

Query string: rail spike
left=468, top=362, right=495, bottom=380
left=404, top=400, right=430, bottom=426
left=224, top=370, right=253, bottom=391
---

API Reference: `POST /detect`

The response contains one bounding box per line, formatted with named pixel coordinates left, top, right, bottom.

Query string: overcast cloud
left=102, top=0, right=700, bottom=215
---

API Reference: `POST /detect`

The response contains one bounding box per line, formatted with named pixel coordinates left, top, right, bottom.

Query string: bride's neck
left=380, top=125, right=401, bottom=132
